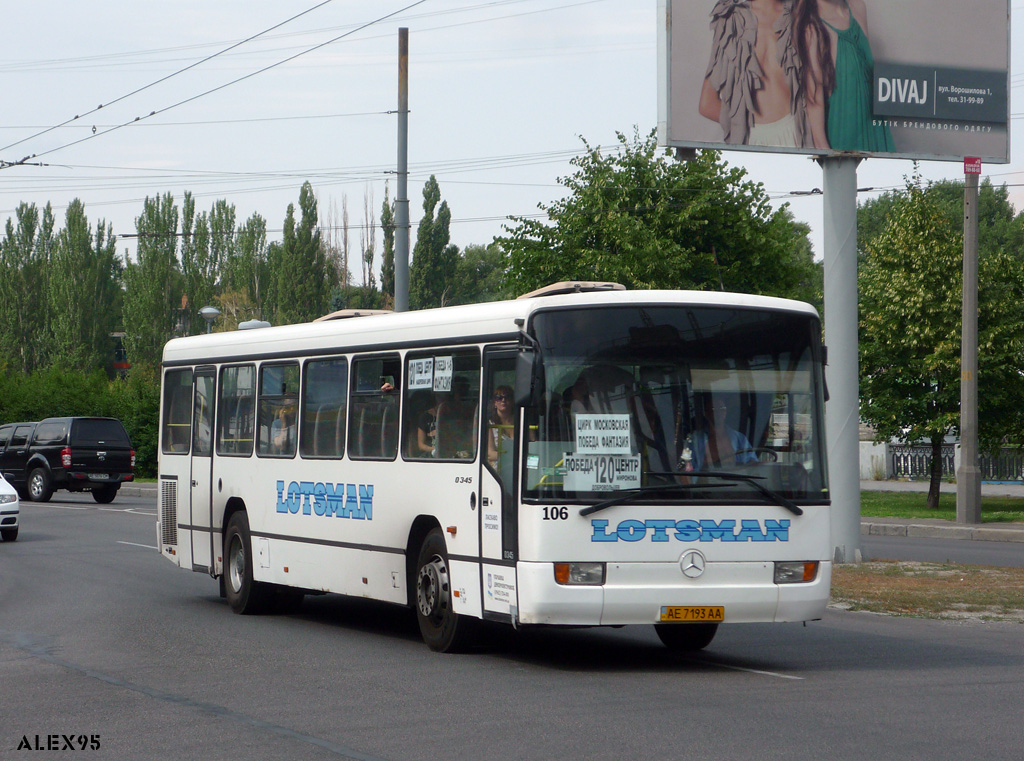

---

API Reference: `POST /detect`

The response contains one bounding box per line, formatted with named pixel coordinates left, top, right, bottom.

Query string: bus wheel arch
left=223, top=509, right=269, bottom=614
left=411, top=525, right=475, bottom=653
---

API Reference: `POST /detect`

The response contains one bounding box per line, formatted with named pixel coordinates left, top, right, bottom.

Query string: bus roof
left=161, top=289, right=820, bottom=366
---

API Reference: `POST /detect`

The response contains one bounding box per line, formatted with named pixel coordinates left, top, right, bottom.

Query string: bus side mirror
left=514, top=348, right=544, bottom=408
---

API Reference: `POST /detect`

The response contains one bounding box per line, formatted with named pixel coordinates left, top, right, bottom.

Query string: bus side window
left=349, top=356, right=401, bottom=460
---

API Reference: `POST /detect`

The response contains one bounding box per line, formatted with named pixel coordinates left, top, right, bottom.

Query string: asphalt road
left=2, top=492, right=1023, bottom=761
left=862, top=534, right=1024, bottom=567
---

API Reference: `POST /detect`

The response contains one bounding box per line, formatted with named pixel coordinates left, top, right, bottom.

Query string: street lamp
left=199, top=306, right=221, bottom=334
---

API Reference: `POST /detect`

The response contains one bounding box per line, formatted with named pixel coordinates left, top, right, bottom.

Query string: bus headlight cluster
left=774, top=561, right=819, bottom=584
left=554, top=562, right=605, bottom=586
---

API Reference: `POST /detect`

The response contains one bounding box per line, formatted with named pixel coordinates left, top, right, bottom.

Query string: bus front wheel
left=224, top=512, right=269, bottom=614
left=414, top=528, right=475, bottom=652
left=655, top=623, right=719, bottom=651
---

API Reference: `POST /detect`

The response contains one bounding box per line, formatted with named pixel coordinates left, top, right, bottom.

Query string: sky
left=2, top=0, right=1023, bottom=281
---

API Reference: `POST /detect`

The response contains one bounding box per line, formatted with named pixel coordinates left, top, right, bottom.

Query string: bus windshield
left=523, top=305, right=828, bottom=504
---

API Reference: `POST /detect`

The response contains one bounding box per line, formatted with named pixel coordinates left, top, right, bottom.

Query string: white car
left=0, top=473, right=19, bottom=542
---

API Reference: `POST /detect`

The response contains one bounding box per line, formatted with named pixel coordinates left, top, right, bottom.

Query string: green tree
left=410, top=175, right=458, bottom=309
left=380, top=184, right=396, bottom=307
left=499, top=129, right=819, bottom=302
left=275, top=182, right=333, bottom=324
left=180, top=192, right=215, bottom=335
left=0, top=202, right=52, bottom=373
left=48, top=200, right=121, bottom=371
left=229, top=212, right=269, bottom=318
left=859, top=176, right=1024, bottom=507
left=451, top=242, right=513, bottom=305
left=123, top=193, right=181, bottom=369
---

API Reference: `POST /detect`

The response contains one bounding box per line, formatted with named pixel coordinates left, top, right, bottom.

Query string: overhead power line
left=0, top=0, right=339, bottom=156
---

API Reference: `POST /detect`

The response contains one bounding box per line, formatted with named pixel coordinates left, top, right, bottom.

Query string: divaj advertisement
left=657, top=0, right=1010, bottom=162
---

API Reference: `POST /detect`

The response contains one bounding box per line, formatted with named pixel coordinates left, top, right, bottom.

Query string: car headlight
left=0, top=494, right=17, bottom=505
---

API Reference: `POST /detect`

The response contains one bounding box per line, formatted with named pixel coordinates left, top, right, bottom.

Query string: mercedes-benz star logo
left=679, top=549, right=707, bottom=579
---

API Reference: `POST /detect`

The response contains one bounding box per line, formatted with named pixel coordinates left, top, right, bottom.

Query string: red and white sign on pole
left=964, top=157, right=982, bottom=175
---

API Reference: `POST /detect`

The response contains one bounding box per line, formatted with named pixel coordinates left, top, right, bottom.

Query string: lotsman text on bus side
left=276, top=480, right=374, bottom=520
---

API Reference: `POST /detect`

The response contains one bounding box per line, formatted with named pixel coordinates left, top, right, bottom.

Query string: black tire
left=92, top=484, right=119, bottom=504
left=1, top=527, right=17, bottom=542
left=27, top=468, right=53, bottom=503
left=223, top=512, right=270, bottom=614
left=414, top=528, right=475, bottom=652
left=655, top=623, right=719, bottom=651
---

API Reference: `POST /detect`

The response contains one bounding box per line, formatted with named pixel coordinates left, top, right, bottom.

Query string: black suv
left=0, top=417, right=135, bottom=503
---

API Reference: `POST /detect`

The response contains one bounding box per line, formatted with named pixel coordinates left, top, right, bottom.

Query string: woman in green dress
left=794, top=0, right=894, bottom=152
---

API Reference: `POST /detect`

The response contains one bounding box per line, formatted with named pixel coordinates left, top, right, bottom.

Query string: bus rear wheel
left=224, top=512, right=269, bottom=614
left=414, top=528, right=474, bottom=652
left=655, top=623, right=719, bottom=651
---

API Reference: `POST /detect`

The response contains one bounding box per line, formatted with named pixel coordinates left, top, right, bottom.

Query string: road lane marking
left=117, top=541, right=157, bottom=550
left=690, top=657, right=804, bottom=681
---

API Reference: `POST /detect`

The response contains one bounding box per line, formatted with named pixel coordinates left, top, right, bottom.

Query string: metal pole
left=394, top=28, right=410, bottom=312
left=957, top=167, right=981, bottom=523
left=820, top=156, right=862, bottom=564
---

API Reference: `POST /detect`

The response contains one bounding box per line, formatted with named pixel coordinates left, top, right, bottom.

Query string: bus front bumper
left=515, top=560, right=832, bottom=627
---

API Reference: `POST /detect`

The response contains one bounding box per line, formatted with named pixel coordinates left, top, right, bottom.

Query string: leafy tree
left=123, top=193, right=181, bottom=369
left=451, top=243, right=513, bottom=305
left=380, top=184, right=396, bottom=307
left=859, top=176, right=1024, bottom=507
left=228, top=212, right=269, bottom=318
left=410, top=175, right=458, bottom=309
left=499, top=129, right=819, bottom=303
left=48, top=200, right=121, bottom=371
left=859, top=177, right=1024, bottom=264
left=180, top=192, right=215, bottom=335
left=0, top=202, right=52, bottom=373
left=275, top=182, right=333, bottom=325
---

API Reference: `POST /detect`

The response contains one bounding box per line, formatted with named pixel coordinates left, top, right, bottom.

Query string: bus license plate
left=660, top=606, right=724, bottom=623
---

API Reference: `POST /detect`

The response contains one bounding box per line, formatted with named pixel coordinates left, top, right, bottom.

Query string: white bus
left=157, top=283, right=831, bottom=652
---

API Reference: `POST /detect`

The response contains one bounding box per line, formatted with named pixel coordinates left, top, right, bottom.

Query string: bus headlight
left=774, top=561, right=819, bottom=584
left=554, top=562, right=605, bottom=586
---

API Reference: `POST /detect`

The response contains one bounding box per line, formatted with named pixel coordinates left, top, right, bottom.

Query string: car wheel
left=223, top=512, right=269, bottom=614
left=654, top=623, right=719, bottom=651
left=414, top=528, right=475, bottom=652
left=92, top=484, right=119, bottom=504
left=28, top=468, right=53, bottom=503
left=1, top=527, right=17, bottom=542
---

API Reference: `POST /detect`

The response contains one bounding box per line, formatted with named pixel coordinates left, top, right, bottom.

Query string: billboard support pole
left=957, top=164, right=982, bottom=523
left=819, top=156, right=863, bottom=564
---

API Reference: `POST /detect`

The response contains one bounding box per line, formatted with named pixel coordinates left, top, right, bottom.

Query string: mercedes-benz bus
left=157, top=283, right=830, bottom=652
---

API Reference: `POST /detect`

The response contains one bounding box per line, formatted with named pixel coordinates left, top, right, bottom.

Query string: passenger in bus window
left=686, top=396, right=757, bottom=471
left=416, top=395, right=439, bottom=457
left=271, top=406, right=294, bottom=453
left=487, top=386, right=515, bottom=466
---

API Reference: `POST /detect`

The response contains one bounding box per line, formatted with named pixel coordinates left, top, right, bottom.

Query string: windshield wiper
left=583, top=471, right=805, bottom=517
left=579, top=482, right=731, bottom=516
left=669, top=471, right=804, bottom=516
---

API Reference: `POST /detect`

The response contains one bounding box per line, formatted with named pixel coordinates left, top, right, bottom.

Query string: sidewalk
left=122, top=481, right=1024, bottom=544
left=860, top=480, right=1024, bottom=544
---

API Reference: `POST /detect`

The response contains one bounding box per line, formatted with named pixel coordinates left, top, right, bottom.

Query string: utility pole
left=957, top=158, right=982, bottom=523
left=394, top=27, right=410, bottom=312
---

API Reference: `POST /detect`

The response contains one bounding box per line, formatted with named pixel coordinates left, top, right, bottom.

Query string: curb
left=861, top=519, right=1024, bottom=544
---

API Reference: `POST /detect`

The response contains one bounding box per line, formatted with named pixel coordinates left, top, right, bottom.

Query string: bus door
left=480, top=348, right=519, bottom=620
left=189, top=368, right=216, bottom=573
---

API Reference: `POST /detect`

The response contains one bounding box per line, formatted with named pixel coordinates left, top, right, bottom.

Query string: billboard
left=658, top=0, right=1010, bottom=163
